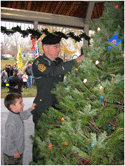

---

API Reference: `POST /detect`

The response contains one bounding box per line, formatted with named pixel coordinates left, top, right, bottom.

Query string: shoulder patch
left=38, top=64, right=47, bottom=72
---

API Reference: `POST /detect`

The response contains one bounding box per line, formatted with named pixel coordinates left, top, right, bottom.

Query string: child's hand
left=14, top=151, right=20, bottom=158
left=31, top=103, right=36, bottom=111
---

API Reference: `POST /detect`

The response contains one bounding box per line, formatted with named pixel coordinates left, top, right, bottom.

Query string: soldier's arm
left=32, top=59, right=75, bottom=77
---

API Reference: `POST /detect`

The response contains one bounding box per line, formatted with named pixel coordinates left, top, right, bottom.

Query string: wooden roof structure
left=1, top=1, right=104, bottom=28
left=1, top=1, right=104, bottom=19
left=1, top=1, right=105, bottom=46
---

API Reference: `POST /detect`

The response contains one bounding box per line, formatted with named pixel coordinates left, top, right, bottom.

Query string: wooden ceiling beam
left=44, top=1, right=53, bottom=13
left=6, top=1, right=12, bottom=8
left=25, top=1, right=32, bottom=10
left=11, top=1, right=17, bottom=9
left=16, top=1, right=22, bottom=9
left=48, top=1, right=58, bottom=13
left=31, top=1, right=37, bottom=11
left=62, top=2, right=71, bottom=15
left=96, top=3, right=101, bottom=18
left=40, top=1, right=47, bottom=12
left=85, top=1, right=95, bottom=23
left=79, top=3, right=88, bottom=18
left=57, top=1, right=67, bottom=15
left=69, top=1, right=82, bottom=16
left=1, top=7, right=86, bottom=29
left=1, top=1, right=104, bottom=20
left=98, top=2, right=104, bottom=17
left=65, top=1, right=77, bottom=16
left=73, top=2, right=87, bottom=18
left=93, top=3, right=98, bottom=18
left=35, top=2, right=42, bottom=12
left=53, top=1, right=63, bottom=14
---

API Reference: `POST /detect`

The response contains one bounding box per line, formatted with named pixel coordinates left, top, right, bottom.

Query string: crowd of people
left=1, top=61, right=33, bottom=93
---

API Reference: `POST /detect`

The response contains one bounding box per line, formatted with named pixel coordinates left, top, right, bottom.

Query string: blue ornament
left=91, top=142, right=94, bottom=148
left=99, top=96, right=104, bottom=102
left=108, top=32, right=122, bottom=49
left=100, top=96, right=104, bottom=99
left=88, top=147, right=90, bottom=150
left=98, top=82, right=101, bottom=85
left=108, top=124, right=112, bottom=129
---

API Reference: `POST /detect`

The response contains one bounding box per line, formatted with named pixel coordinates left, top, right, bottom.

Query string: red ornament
left=61, top=117, right=64, bottom=121
left=30, top=35, right=33, bottom=40
left=115, top=4, right=119, bottom=8
left=78, top=159, right=90, bottom=165
left=82, top=159, right=90, bottom=165
left=30, top=35, right=38, bottom=50
left=64, top=142, right=68, bottom=145
left=48, top=143, right=52, bottom=149
left=31, top=39, right=36, bottom=50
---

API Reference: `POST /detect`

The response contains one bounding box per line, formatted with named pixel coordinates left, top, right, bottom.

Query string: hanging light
left=95, top=60, right=100, bottom=65
left=97, top=27, right=101, bottom=32
left=83, top=78, right=87, bottom=83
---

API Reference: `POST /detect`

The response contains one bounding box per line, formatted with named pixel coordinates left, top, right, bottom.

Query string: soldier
left=32, top=33, right=84, bottom=162
left=32, top=33, right=84, bottom=126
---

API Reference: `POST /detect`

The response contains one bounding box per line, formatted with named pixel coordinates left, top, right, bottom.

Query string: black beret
left=42, top=34, right=61, bottom=45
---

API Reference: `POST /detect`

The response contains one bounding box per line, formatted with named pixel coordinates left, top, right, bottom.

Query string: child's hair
left=4, top=93, right=22, bottom=111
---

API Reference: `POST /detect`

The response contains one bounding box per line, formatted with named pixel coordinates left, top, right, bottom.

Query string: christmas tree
left=30, top=2, right=124, bottom=165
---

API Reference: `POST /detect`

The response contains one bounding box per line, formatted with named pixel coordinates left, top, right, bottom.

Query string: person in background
left=21, top=65, right=26, bottom=75
left=3, top=93, right=36, bottom=165
left=25, top=61, right=33, bottom=89
left=13, top=62, right=17, bottom=68
left=11, top=65, right=16, bottom=75
left=8, top=65, right=13, bottom=77
left=1, top=69, right=8, bottom=88
left=7, top=69, right=23, bottom=94
left=5, top=64, right=9, bottom=77
left=22, top=72, right=28, bottom=89
left=18, top=68, right=23, bottom=77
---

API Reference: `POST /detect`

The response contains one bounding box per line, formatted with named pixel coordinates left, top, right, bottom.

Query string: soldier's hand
left=31, top=103, right=36, bottom=111
left=76, top=55, right=84, bottom=63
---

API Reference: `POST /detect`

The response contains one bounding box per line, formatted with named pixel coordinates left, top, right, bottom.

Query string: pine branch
left=88, top=120, right=102, bottom=134
left=107, top=128, right=123, bottom=140
left=61, top=151, right=75, bottom=162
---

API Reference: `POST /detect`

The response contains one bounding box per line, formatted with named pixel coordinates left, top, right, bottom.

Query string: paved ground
left=1, top=97, right=35, bottom=165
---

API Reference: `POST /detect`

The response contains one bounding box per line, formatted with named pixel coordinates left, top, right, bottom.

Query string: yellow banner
left=17, top=46, right=23, bottom=69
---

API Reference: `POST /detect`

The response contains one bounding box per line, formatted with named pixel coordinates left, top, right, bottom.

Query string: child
left=3, top=93, right=36, bottom=165
left=22, top=72, right=28, bottom=89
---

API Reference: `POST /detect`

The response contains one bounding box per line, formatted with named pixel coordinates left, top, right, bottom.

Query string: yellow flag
left=17, top=46, right=23, bottom=69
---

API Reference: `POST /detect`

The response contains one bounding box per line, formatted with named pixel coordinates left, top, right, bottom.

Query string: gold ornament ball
left=99, top=86, right=103, bottom=91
